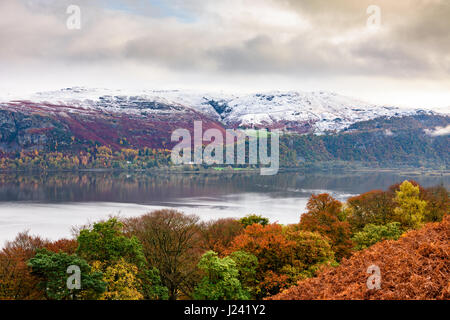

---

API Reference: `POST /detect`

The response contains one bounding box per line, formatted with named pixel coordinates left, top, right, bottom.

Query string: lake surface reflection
left=0, top=170, right=448, bottom=245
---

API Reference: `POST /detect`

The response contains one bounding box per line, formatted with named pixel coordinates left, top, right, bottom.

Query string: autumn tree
left=388, top=180, right=426, bottom=197
left=199, top=218, right=243, bottom=255
left=0, top=232, right=48, bottom=300
left=228, top=224, right=293, bottom=298
left=393, top=181, right=427, bottom=230
left=3, top=231, right=48, bottom=256
left=347, top=190, right=395, bottom=232
left=347, top=181, right=447, bottom=231
left=228, top=223, right=334, bottom=298
left=0, top=232, right=81, bottom=300
left=299, top=194, right=353, bottom=260
left=0, top=249, right=39, bottom=300
left=284, top=229, right=336, bottom=279
left=45, top=239, right=78, bottom=255
left=422, top=185, right=449, bottom=222
left=124, top=210, right=202, bottom=300
left=91, top=259, right=142, bottom=300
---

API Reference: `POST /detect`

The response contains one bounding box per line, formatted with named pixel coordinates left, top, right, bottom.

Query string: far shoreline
left=0, top=162, right=448, bottom=176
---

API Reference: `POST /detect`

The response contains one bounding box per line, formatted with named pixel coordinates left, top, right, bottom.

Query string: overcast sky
left=1, top=0, right=449, bottom=109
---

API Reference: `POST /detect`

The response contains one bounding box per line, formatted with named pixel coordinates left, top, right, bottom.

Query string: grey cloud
left=0, top=0, right=449, bottom=81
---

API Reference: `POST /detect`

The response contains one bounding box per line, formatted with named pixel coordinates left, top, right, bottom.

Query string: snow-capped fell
left=1, top=87, right=438, bottom=133
left=199, top=91, right=424, bottom=132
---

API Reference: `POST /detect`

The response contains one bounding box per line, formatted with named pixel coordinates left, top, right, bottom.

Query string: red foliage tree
left=45, top=239, right=78, bottom=255
left=199, top=218, right=244, bottom=256
left=0, top=232, right=48, bottom=300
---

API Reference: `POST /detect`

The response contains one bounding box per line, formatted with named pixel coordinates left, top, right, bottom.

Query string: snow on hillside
left=0, top=87, right=437, bottom=133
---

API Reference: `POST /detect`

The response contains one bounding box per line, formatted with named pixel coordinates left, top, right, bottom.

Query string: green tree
left=76, top=218, right=146, bottom=267
left=393, top=181, right=427, bottom=230
left=77, top=218, right=167, bottom=300
left=141, top=267, right=169, bottom=300
left=28, top=249, right=105, bottom=300
left=229, top=251, right=258, bottom=296
left=193, top=251, right=250, bottom=300
left=239, top=215, right=269, bottom=228
left=351, top=222, right=403, bottom=250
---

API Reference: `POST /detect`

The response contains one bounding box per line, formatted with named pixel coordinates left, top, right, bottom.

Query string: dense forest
left=0, top=180, right=448, bottom=300
left=280, top=114, right=450, bottom=168
left=0, top=114, right=449, bottom=171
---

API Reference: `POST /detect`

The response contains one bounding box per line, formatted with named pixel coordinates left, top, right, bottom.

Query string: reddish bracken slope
left=0, top=101, right=225, bottom=152
left=269, top=216, right=450, bottom=300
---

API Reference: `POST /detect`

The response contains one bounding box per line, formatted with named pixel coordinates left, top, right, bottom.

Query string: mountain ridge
left=0, top=88, right=448, bottom=169
left=1, top=87, right=442, bottom=134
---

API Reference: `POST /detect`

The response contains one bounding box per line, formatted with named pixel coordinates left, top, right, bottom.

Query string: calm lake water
left=0, top=170, right=448, bottom=246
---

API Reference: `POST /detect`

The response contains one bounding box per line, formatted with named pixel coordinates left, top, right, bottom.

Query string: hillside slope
left=0, top=88, right=448, bottom=168
left=280, top=114, right=450, bottom=167
left=0, top=99, right=224, bottom=152
left=269, top=215, right=450, bottom=300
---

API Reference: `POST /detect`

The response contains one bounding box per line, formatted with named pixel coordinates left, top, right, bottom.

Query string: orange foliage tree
left=0, top=232, right=79, bottom=300
left=0, top=232, right=47, bottom=300
left=228, top=224, right=295, bottom=298
left=228, top=223, right=335, bottom=298
left=299, top=193, right=353, bottom=261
